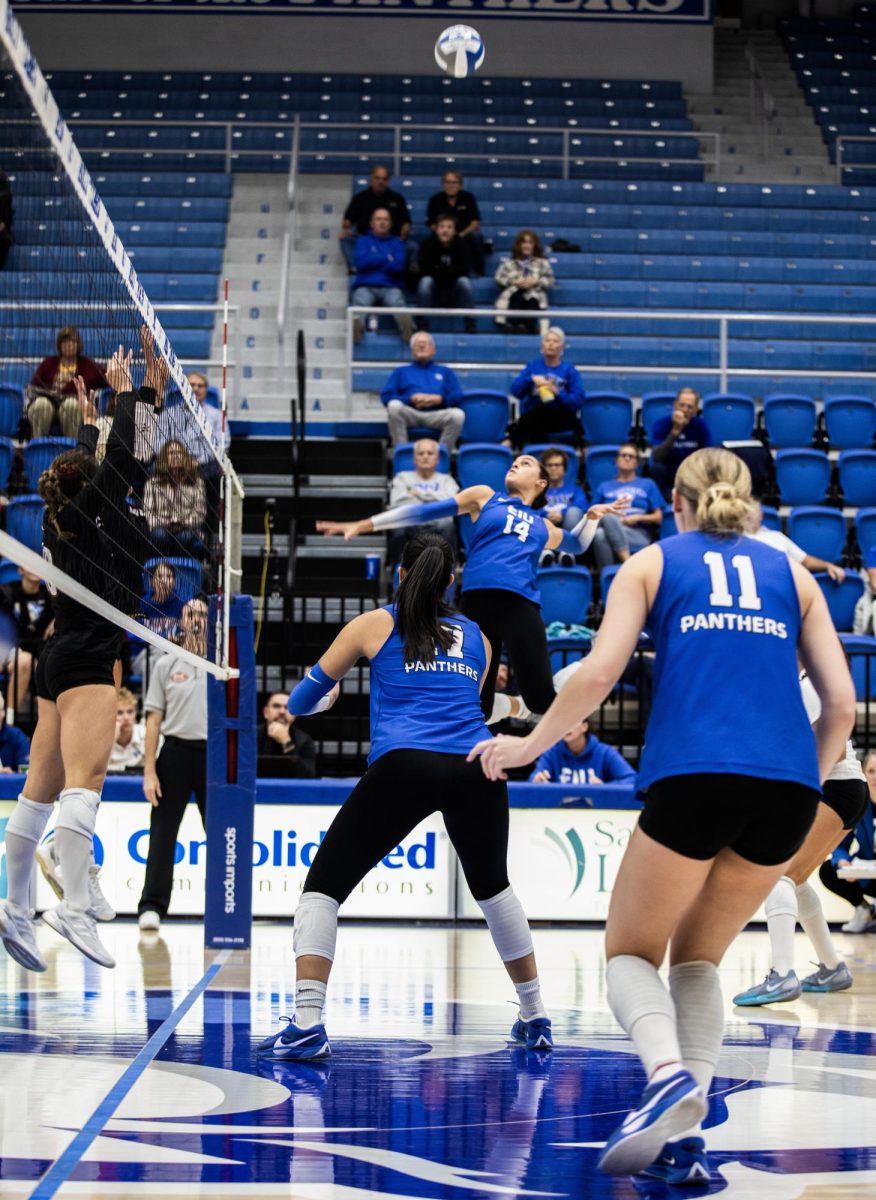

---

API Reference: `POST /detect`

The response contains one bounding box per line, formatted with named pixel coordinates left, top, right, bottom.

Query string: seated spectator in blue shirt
left=529, top=717, right=635, bottom=785
left=351, top=208, right=413, bottom=344
left=0, top=694, right=30, bottom=773
left=508, top=327, right=584, bottom=449
left=381, top=332, right=465, bottom=449
left=590, top=443, right=664, bottom=569
left=648, top=387, right=711, bottom=496
left=540, top=448, right=588, bottom=530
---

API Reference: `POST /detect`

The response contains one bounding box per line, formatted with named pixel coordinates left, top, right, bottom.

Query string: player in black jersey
left=0, top=341, right=161, bottom=972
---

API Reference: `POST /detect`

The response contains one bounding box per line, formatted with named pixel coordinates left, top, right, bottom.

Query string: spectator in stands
left=590, top=443, right=664, bottom=568
left=819, top=750, right=876, bottom=933
left=107, top=687, right=147, bottom=773
left=648, top=387, right=711, bottom=496
left=749, top=504, right=845, bottom=583
left=425, top=170, right=485, bottom=276
left=145, top=439, right=207, bottom=559
left=415, top=215, right=475, bottom=331
left=351, top=209, right=414, bottom=344
left=129, top=560, right=184, bottom=676
left=494, top=230, right=554, bottom=333
left=0, top=565, right=53, bottom=722
left=388, top=437, right=459, bottom=562
left=156, top=370, right=229, bottom=541
left=507, top=327, right=583, bottom=449
left=257, top=691, right=317, bottom=779
left=341, top=164, right=412, bottom=273
left=540, top=448, right=588, bottom=530
left=0, top=171, right=12, bottom=271
left=27, top=325, right=107, bottom=438
left=530, top=716, right=635, bottom=785
left=0, top=695, right=29, bottom=774
left=381, top=332, right=465, bottom=449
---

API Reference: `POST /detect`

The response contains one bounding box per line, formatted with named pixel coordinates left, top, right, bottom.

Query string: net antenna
left=0, top=0, right=244, bottom=679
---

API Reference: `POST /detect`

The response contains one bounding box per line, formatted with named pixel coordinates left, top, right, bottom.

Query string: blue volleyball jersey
left=460, top=492, right=550, bottom=605
left=636, top=532, right=820, bottom=793
left=368, top=606, right=492, bottom=764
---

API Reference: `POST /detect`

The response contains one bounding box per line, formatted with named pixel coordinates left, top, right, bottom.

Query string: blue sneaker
left=732, top=968, right=801, bottom=1007
left=256, top=1016, right=331, bottom=1061
left=638, top=1137, right=710, bottom=1186
left=801, top=961, right=853, bottom=993
left=597, top=1069, right=707, bottom=1176
left=510, top=1016, right=554, bottom=1051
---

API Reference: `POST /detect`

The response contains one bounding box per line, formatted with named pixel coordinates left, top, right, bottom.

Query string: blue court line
left=29, top=948, right=232, bottom=1200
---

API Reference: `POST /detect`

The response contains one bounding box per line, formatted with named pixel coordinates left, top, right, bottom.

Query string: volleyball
left=434, top=25, right=485, bottom=79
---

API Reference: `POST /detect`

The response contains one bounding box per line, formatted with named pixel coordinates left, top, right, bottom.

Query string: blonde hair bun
left=675, top=447, right=757, bottom=536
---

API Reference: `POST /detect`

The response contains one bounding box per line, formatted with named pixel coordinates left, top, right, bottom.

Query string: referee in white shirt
left=137, top=598, right=208, bottom=933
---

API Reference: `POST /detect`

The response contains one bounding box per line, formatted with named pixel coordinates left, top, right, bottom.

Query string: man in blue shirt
left=508, top=328, right=584, bottom=449
left=381, top=332, right=465, bottom=448
left=351, top=208, right=414, bottom=344
left=530, top=717, right=635, bottom=785
left=0, top=695, right=30, bottom=773
left=591, top=443, right=664, bottom=569
left=648, top=387, right=711, bottom=496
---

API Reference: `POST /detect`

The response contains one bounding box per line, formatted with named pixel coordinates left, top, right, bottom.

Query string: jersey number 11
left=703, top=552, right=762, bottom=611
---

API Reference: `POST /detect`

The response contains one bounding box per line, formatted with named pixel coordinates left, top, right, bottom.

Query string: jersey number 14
left=503, top=513, right=531, bottom=543
left=703, top=552, right=762, bottom=611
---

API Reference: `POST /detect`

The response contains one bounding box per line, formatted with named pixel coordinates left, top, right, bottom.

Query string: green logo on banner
left=544, top=826, right=586, bottom=895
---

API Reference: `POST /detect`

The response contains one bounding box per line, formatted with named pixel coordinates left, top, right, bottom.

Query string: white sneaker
left=138, top=910, right=161, bottom=932
left=842, top=903, right=875, bottom=933
left=43, top=901, right=115, bottom=968
left=35, top=841, right=115, bottom=922
left=0, top=901, right=46, bottom=972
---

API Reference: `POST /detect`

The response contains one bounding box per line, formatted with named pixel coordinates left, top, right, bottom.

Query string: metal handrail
left=276, top=114, right=300, bottom=395
left=836, top=135, right=876, bottom=184
left=345, top=304, right=876, bottom=413
left=745, top=43, right=775, bottom=160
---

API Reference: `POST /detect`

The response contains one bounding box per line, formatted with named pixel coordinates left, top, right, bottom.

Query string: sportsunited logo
left=223, top=826, right=237, bottom=914
left=543, top=826, right=586, bottom=896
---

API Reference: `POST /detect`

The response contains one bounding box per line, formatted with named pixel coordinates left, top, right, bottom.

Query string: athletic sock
left=53, top=788, right=100, bottom=912
left=669, top=960, right=723, bottom=1136
left=4, top=795, right=52, bottom=911
left=606, top=954, right=682, bottom=1080
left=765, top=875, right=798, bottom=976
left=294, top=979, right=327, bottom=1029
left=514, top=977, right=547, bottom=1021
left=796, top=881, right=840, bottom=970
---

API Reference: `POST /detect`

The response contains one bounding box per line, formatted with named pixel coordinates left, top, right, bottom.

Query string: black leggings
left=460, top=588, right=556, bottom=719
left=303, top=749, right=510, bottom=904
left=819, top=859, right=876, bottom=910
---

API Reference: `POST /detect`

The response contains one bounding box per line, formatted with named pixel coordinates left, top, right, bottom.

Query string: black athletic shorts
left=34, top=630, right=121, bottom=702
left=822, top=777, right=869, bottom=831
left=638, top=773, right=821, bottom=867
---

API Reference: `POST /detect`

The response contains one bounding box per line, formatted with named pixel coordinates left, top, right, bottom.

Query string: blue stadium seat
left=775, top=449, right=831, bottom=506
left=701, top=393, right=756, bottom=442
left=599, top=563, right=622, bottom=602
left=787, top=506, right=847, bottom=563
left=585, top=445, right=621, bottom=493
left=842, top=634, right=876, bottom=702
left=0, top=386, right=22, bottom=439
left=5, top=495, right=45, bottom=554
left=143, top=556, right=202, bottom=605
left=760, top=505, right=782, bottom=532
left=640, top=392, right=676, bottom=442
left=458, top=392, right=509, bottom=444
left=536, top=566, right=593, bottom=627
left=763, top=394, right=818, bottom=448
left=23, top=437, right=76, bottom=492
left=824, top=395, right=876, bottom=450
left=524, top=443, right=577, bottom=484
left=661, top=505, right=678, bottom=539
left=0, top=558, right=18, bottom=587
left=815, top=572, right=865, bottom=633
left=856, top=508, right=876, bottom=557
left=392, top=442, right=450, bottom=475
left=581, top=392, right=634, bottom=444
left=456, top=444, right=513, bottom=492
left=839, top=450, right=876, bottom=507
left=0, top=439, right=14, bottom=493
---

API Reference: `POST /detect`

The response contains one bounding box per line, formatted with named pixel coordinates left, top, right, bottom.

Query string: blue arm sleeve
left=289, top=663, right=338, bottom=717
left=372, top=496, right=460, bottom=531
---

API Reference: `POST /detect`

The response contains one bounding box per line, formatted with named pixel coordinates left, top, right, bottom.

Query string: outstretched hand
left=316, top=520, right=366, bottom=541
left=105, top=345, right=134, bottom=394
left=587, top=495, right=631, bottom=522
left=467, top=733, right=534, bottom=781
left=72, top=375, right=99, bottom=425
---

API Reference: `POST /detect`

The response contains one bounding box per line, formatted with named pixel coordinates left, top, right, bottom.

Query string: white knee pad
left=293, top=891, right=340, bottom=962
left=477, top=886, right=533, bottom=962
left=55, top=788, right=100, bottom=841
left=6, top=795, right=53, bottom=845
left=765, top=875, right=798, bottom=922
left=795, top=880, right=823, bottom=924
left=606, top=954, right=676, bottom=1032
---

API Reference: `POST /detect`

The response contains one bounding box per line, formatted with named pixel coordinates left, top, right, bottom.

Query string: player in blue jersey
left=469, top=447, right=855, bottom=1184
left=317, top=454, right=627, bottom=725
left=257, top=532, right=553, bottom=1063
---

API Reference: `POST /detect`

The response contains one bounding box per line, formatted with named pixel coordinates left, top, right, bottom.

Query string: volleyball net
left=0, top=0, right=243, bottom=679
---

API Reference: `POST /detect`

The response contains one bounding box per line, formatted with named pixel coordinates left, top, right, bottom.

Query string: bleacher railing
left=347, top=305, right=876, bottom=414
left=836, top=135, right=876, bottom=183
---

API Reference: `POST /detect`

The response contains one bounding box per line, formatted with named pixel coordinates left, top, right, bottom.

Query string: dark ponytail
left=395, top=531, right=455, bottom=664
left=38, top=448, right=97, bottom=537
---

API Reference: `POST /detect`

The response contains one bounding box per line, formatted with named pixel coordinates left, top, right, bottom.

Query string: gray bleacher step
left=301, top=484, right=385, bottom=500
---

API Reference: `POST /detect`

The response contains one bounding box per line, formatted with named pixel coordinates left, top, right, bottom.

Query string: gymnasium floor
left=2, top=923, right=876, bottom=1198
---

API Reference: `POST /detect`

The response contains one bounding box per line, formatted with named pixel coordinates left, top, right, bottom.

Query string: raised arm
left=317, top=484, right=493, bottom=540
left=288, top=609, right=393, bottom=715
